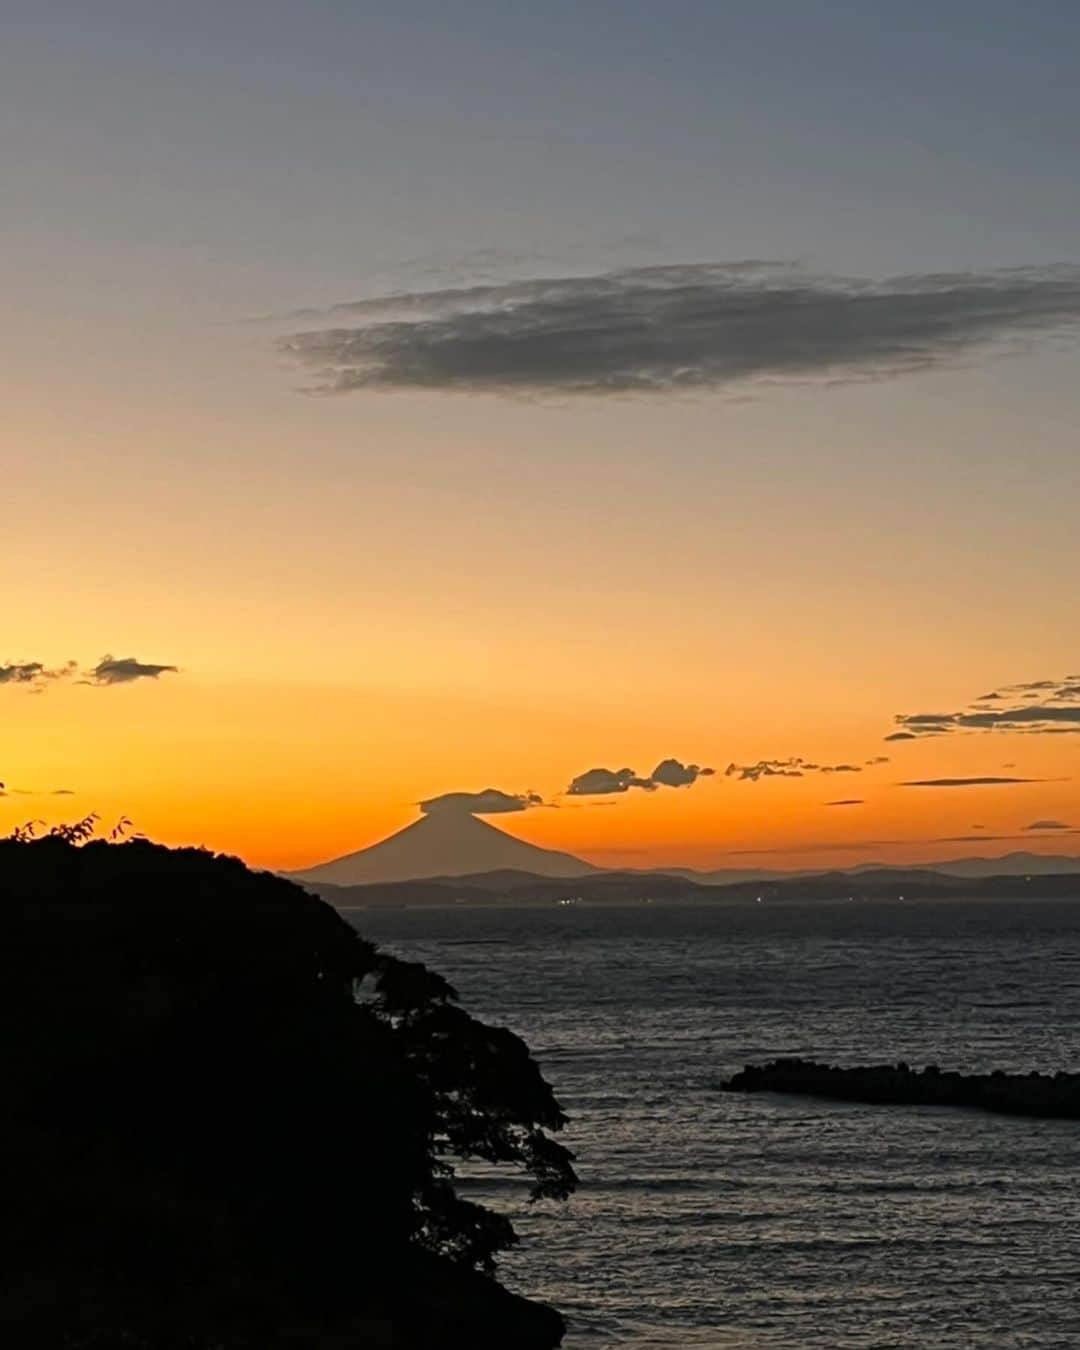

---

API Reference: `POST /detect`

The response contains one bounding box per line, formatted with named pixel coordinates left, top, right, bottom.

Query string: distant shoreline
left=335, top=889, right=1080, bottom=913
left=317, top=867, right=1080, bottom=911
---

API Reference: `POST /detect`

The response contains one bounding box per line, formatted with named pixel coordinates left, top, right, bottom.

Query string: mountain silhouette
left=289, top=811, right=598, bottom=887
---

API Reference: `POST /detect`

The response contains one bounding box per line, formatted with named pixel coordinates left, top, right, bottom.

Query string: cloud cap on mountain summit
left=419, top=788, right=543, bottom=816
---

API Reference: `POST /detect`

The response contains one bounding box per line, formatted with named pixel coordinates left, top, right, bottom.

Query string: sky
left=3, top=0, right=1079, bottom=871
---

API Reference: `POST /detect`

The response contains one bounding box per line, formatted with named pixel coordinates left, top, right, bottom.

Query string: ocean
left=350, top=898, right=1080, bottom=1348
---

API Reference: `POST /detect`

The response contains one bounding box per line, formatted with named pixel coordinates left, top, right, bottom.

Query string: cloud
left=85, top=655, right=178, bottom=685
left=891, top=677, right=1080, bottom=739
left=825, top=799, right=864, bottom=807
left=1025, top=819, right=1071, bottom=831
left=0, top=660, right=76, bottom=691
left=899, top=777, right=1046, bottom=788
left=0, top=662, right=47, bottom=686
left=2, top=655, right=178, bottom=691
left=865, top=756, right=890, bottom=765
left=567, top=767, right=655, bottom=796
left=648, top=758, right=715, bottom=788
left=725, top=759, right=805, bottom=782
left=567, top=758, right=715, bottom=796
left=277, top=262, right=1080, bottom=399
left=419, top=788, right=543, bottom=816
left=0, top=787, right=75, bottom=798
left=725, top=758, right=864, bottom=782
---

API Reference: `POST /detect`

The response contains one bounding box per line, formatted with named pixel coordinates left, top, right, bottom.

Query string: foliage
left=0, top=832, right=575, bottom=1344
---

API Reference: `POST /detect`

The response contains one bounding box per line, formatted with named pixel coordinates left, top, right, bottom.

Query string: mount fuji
left=288, top=810, right=597, bottom=887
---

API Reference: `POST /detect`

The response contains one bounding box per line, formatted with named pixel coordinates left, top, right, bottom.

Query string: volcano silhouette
left=290, top=811, right=598, bottom=887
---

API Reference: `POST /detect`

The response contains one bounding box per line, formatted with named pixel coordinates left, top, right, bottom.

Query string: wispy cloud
left=890, top=677, right=1080, bottom=739
left=1025, top=819, right=1071, bottom=831
left=899, top=777, right=1047, bottom=788
left=278, top=262, right=1080, bottom=399
left=2, top=655, right=177, bottom=692
left=419, top=788, right=543, bottom=816
left=0, top=660, right=77, bottom=691
left=567, top=758, right=714, bottom=796
left=825, top=799, right=864, bottom=807
left=725, top=758, right=863, bottom=782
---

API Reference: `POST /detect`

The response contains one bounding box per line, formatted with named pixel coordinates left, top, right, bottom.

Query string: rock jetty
left=722, top=1057, right=1080, bottom=1119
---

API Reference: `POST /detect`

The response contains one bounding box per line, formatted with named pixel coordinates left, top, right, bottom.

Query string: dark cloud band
left=899, top=777, right=1045, bottom=788
left=890, top=678, right=1080, bottom=739
left=278, top=262, right=1080, bottom=398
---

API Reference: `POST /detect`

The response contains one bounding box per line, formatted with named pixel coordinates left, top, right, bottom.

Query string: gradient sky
left=4, top=0, right=1079, bottom=870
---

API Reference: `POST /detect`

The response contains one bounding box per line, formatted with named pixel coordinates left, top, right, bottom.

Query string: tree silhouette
left=0, top=833, right=574, bottom=1347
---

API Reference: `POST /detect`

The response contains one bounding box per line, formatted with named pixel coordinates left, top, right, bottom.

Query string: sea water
left=351, top=899, right=1080, bottom=1348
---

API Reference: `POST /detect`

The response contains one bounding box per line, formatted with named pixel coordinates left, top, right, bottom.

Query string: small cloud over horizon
left=567, top=767, right=655, bottom=796
left=567, top=759, right=714, bottom=797
left=648, top=759, right=715, bottom=789
left=2, top=655, right=177, bottom=691
left=0, top=660, right=78, bottom=692
left=85, top=656, right=179, bottom=686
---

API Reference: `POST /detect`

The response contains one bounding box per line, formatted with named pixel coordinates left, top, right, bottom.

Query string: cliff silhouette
left=0, top=833, right=574, bottom=1348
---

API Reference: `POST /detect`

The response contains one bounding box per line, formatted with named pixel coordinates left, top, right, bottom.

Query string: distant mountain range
left=680, top=852, right=1080, bottom=885
left=307, top=865, right=1080, bottom=910
left=287, top=811, right=1080, bottom=890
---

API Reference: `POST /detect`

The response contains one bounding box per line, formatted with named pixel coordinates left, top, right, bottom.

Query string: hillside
left=0, top=835, right=571, bottom=1347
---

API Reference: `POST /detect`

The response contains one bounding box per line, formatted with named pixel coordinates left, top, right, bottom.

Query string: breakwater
left=722, top=1057, right=1080, bottom=1119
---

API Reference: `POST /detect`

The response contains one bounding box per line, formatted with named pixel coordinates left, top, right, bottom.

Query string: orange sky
left=3, top=649, right=1077, bottom=871
left=4, top=86, right=1078, bottom=872
left=3, top=333, right=1078, bottom=870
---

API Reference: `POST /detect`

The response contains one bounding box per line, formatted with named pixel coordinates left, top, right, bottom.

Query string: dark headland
left=723, top=1057, right=1080, bottom=1119
left=0, top=833, right=574, bottom=1348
